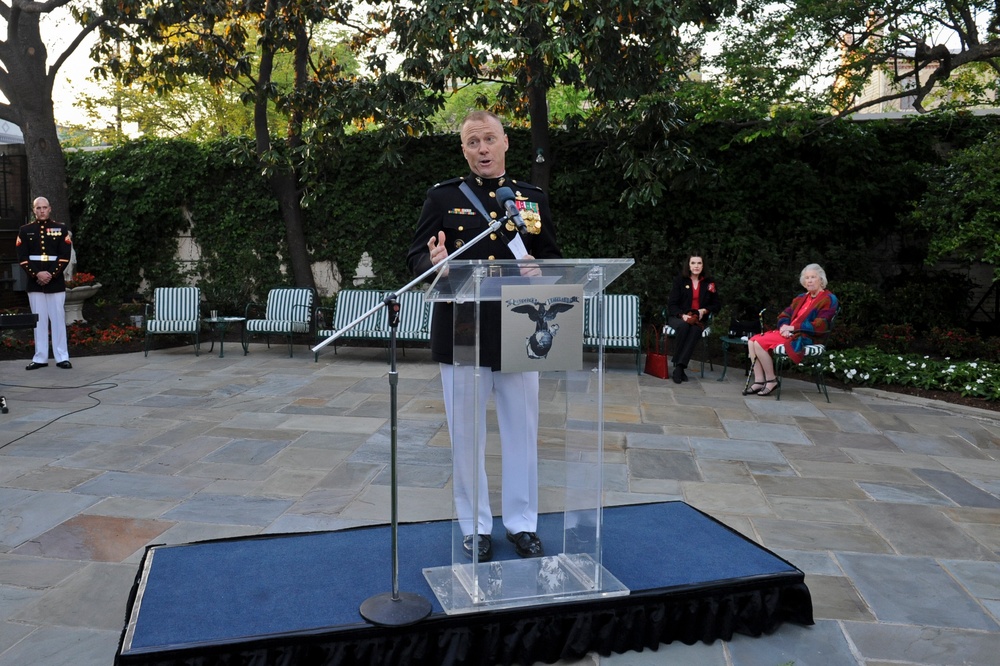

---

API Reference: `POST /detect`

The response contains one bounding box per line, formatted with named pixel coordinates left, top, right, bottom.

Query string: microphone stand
left=316, top=216, right=507, bottom=627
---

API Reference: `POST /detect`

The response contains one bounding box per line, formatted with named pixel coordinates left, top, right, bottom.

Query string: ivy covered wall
left=65, top=114, right=1000, bottom=331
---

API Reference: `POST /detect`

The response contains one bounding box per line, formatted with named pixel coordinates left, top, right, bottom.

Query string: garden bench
left=144, top=287, right=201, bottom=357
left=243, top=287, right=315, bottom=357
left=583, top=293, right=642, bottom=374
left=314, top=289, right=432, bottom=361
left=396, top=290, right=433, bottom=346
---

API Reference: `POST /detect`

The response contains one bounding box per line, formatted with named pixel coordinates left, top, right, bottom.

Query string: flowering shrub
left=928, top=326, right=981, bottom=359
left=65, top=272, right=97, bottom=289
left=827, top=347, right=1000, bottom=400
left=873, top=323, right=915, bottom=354
left=0, top=332, right=30, bottom=351
left=67, top=322, right=142, bottom=347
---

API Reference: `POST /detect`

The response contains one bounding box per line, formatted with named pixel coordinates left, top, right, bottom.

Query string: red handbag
left=643, top=325, right=669, bottom=379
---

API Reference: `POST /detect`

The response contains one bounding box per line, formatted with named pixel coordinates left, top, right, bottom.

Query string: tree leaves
left=709, top=1, right=1000, bottom=116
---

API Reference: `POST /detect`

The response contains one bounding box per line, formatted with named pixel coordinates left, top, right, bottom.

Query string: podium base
left=424, top=553, right=629, bottom=615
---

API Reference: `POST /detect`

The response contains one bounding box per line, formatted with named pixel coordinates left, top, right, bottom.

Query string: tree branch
left=49, top=16, right=108, bottom=79
left=12, top=0, right=75, bottom=15
left=953, top=5, right=979, bottom=45
left=838, top=86, right=925, bottom=116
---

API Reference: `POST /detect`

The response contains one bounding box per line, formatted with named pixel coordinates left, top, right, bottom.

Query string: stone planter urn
left=64, top=284, right=102, bottom=324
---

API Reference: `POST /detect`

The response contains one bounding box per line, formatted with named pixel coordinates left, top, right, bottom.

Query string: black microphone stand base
left=360, top=591, right=432, bottom=627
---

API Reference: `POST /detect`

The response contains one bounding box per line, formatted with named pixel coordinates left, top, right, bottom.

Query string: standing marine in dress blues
left=407, top=110, right=561, bottom=562
left=16, top=197, right=73, bottom=370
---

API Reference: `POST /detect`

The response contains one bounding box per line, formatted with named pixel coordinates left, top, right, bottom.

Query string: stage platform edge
left=116, top=501, right=813, bottom=666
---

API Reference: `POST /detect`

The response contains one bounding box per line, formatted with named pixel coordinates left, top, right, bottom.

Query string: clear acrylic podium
left=422, top=258, right=634, bottom=614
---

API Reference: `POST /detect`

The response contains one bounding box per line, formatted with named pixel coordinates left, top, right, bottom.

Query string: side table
left=718, top=335, right=750, bottom=382
left=203, top=317, right=246, bottom=358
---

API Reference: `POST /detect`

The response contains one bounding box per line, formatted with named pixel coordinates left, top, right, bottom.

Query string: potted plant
left=64, top=271, right=102, bottom=323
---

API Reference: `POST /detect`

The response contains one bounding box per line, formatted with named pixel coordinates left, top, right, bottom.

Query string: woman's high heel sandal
left=756, top=378, right=779, bottom=396
left=742, top=382, right=765, bottom=396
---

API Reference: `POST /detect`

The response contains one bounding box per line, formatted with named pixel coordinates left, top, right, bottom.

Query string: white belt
left=28, top=255, right=57, bottom=261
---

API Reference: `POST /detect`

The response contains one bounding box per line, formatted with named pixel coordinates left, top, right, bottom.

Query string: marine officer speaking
left=407, top=110, right=562, bottom=562
left=16, top=197, right=73, bottom=370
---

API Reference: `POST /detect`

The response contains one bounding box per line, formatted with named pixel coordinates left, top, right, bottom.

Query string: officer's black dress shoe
left=56, top=361, right=72, bottom=369
left=679, top=368, right=689, bottom=382
left=25, top=362, right=48, bottom=370
left=462, top=534, right=492, bottom=561
left=671, top=367, right=682, bottom=384
left=506, top=530, right=543, bottom=557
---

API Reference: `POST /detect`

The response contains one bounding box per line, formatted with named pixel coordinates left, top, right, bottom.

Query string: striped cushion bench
left=583, top=294, right=642, bottom=374
left=315, top=290, right=385, bottom=361
left=773, top=343, right=827, bottom=358
left=315, top=289, right=432, bottom=361
left=396, top=290, right=432, bottom=344
left=773, top=343, right=830, bottom=402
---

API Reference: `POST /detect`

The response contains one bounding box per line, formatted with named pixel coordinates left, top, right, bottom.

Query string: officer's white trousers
left=28, top=291, right=69, bottom=364
left=440, top=363, right=539, bottom=537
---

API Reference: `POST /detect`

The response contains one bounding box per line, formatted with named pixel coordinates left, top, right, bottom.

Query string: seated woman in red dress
left=744, top=264, right=838, bottom=396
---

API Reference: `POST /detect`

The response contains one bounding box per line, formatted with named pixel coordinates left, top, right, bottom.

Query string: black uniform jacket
left=407, top=173, right=562, bottom=369
left=666, top=274, right=722, bottom=321
left=16, top=220, right=73, bottom=294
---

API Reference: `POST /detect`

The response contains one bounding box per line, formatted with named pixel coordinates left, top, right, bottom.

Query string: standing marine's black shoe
left=462, top=534, right=493, bottom=561
left=506, top=530, right=544, bottom=557
left=56, top=361, right=72, bottom=369
left=25, top=362, right=48, bottom=371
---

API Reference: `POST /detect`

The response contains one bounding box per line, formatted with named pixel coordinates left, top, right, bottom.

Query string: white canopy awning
left=0, top=119, right=24, bottom=144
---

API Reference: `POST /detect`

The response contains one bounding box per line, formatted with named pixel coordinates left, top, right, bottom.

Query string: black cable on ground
left=0, top=380, right=119, bottom=451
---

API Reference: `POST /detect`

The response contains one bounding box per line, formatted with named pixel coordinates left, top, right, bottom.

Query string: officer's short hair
left=460, top=110, right=504, bottom=134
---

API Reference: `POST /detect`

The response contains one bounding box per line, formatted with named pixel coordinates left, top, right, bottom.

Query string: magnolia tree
left=362, top=0, right=737, bottom=204
left=93, top=0, right=436, bottom=290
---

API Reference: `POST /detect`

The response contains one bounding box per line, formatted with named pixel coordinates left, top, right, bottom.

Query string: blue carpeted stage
left=116, top=501, right=812, bottom=665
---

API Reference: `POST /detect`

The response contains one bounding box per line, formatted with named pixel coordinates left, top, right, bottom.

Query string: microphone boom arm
left=311, top=215, right=510, bottom=353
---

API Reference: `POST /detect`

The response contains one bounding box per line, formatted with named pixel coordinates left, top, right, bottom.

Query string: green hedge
left=65, top=114, right=1000, bottom=330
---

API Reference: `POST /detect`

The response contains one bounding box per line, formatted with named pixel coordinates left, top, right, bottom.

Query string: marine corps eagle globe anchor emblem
left=509, top=298, right=578, bottom=359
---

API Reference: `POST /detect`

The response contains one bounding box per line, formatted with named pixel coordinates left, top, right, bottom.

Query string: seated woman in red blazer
left=745, top=264, right=838, bottom=396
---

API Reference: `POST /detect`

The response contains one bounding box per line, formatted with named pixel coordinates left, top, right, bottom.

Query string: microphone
left=495, top=187, right=528, bottom=235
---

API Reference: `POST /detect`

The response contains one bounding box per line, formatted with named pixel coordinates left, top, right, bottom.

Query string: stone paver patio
left=2, top=345, right=999, bottom=666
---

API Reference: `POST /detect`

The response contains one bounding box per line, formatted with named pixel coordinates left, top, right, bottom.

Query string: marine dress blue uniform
left=407, top=173, right=561, bottom=551
left=16, top=219, right=73, bottom=366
